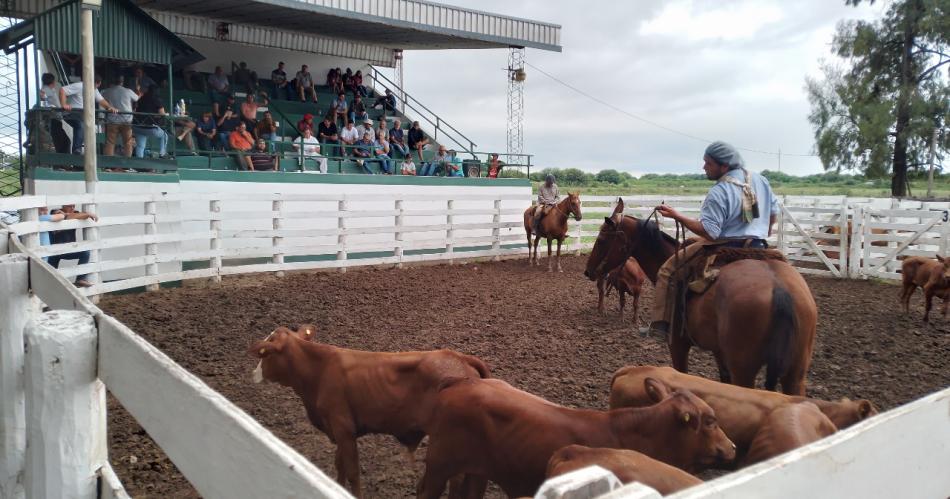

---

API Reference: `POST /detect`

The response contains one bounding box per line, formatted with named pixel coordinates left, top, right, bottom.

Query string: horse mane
left=623, top=216, right=678, bottom=253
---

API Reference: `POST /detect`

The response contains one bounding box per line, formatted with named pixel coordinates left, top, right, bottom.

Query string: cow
left=900, top=255, right=950, bottom=322
left=248, top=326, right=490, bottom=498
left=603, top=257, right=648, bottom=323
left=742, top=402, right=837, bottom=466
left=546, top=445, right=702, bottom=495
left=416, top=377, right=735, bottom=499
left=609, top=366, right=876, bottom=460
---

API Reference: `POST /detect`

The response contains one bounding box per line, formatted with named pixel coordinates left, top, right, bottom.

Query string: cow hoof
left=557, top=267, right=563, bottom=273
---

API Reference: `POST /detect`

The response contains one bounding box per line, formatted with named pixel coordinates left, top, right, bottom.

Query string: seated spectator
left=296, top=64, right=317, bottom=103
left=233, top=61, right=258, bottom=93
left=353, top=132, right=375, bottom=174
left=174, top=111, right=197, bottom=155
left=132, top=85, right=168, bottom=159
left=407, top=121, right=429, bottom=163
left=400, top=156, right=416, bottom=176
left=195, top=112, right=217, bottom=152
left=182, top=63, right=205, bottom=92
left=215, top=93, right=238, bottom=121
left=388, top=119, right=408, bottom=157
left=447, top=150, right=464, bottom=177
left=349, top=94, right=368, bottom=124
left=339, top=121, right=361, bottom=156
left=375, top=118, right=389, bottom=141
left=255, top=111, right=279, bottom=147
left=249, top=138, right=278, bottom=171
left=342, top=68, right=354, bottom=94
left=331, top=67, right=344, bottom=94
left=100, top=75, right=138, bottom=157
left=359, top=119, right=376, bottom=145
left=207, top=66, right=231, bottom=116
left=216, top=108, right=242, bottom=150
left=373, top=88, right=397, bottom=114
left=241, top=93, right=267, bottom=130
left=297, top=113, right=315, bottom=135
left=420, top=145, right=448, bottom=176
left=293, top=128, right=328, bottom=173
left=130, top=67, right=156, bottom=95
left=330, top=92, right=348, bottom=127
left=228, top=122, right=256, bottom=170
left=40, top=205, right=97, bottom=287
left=317, top=115, right=340, bottom=157
left=373, top=131, right=392, bottom=174
left=271, top=61, right=289, bottom=100
left=486, top=153, right=505, bottom=178
left=352, top=70, right=367, bottom=96
left=325, top=67, right=338, bottom=88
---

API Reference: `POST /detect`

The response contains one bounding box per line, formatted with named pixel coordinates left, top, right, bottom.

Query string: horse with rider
left=523, top=174, right=582, bottom=272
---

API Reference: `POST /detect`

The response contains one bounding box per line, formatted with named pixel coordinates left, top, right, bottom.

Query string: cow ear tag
left=259, top=348, right=266, bottom=355
left=682, top=412, right=690, bottom=423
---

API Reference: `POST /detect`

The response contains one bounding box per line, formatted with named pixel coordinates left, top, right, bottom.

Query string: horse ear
left=613, top=198, right=625, bottom=216
left=644, top=377, right=671, bottom=402
left=604, top=216, right=615, bottom=227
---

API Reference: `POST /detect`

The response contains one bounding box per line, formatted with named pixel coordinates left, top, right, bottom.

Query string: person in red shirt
left=487, top=153, right=505, bottom=179
left=228, top=122, right=256, bottom=170
left=297, top=113, right=315, bottom=135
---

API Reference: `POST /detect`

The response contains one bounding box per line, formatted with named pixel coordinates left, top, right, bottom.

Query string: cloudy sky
left=382, top=0, right=889, bottom=176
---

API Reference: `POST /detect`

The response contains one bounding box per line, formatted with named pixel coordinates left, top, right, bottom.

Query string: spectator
left=216, top=105, right=242, bottom=150
left=215, top=94, right=238, bottom=121
left=388, top=119, right=408, bottom=157
left=297, top=113, right=315, bottom=135
left=339, top=121, right=361, bottom=156
left=375, top=118, right=389, bottom=141
left=373, top=88, right=397, bottom=114
left=325, top=67, right=338, bottom=88
left=101, top=75, right=138, bottom=157
left=486, top=153, right=505, bottom=179
left=400, top=156, right=416, bottom=176
left=249, top=138, right=278, bottom=171
left=233, top=61, right=258, bottom=93
left=296, top=64, right=317, bottom=103
left=61, top=74, right=117, bottom=154
left=330, top=67, right=344, bottom=94
left=293, top=128, right=328, bottom=173
left=255, top=111, right=279, bottom=146
left=352, top=70, right=367, bottom=96
left=195, top=111, right=217, bottom=152
left=342, top=68, right=354, bottom=95
left=132, top=85, right=168, bottom=159
left=317, top=115, right=340, bottom=157
left=40, top=205, right=97, bottom=287
left=240, top=93, right=267, bottom=130
left=349, top=94, right=368, bottom=124
left=373, top=131, right=392, bottom=174
left=446, top=150, right=464, bottom=177
left=420, top=145, right=447, bottom=176
left=207, top=66, right=231, bottom=116
left=174, top=111, right=197, bottom=155
left=271, top=61, right=289, bottom=100
left=353, top=132, right=375, bottom=174
left=359, top=119, right=376, bottom=145
left=331, top=92, right=348, bottom=127
left=130, top=67, right=156, bottom=94
left=38, top=73, right=69, bottom=153
left=182, top=63, right=205, bottom=92
left=407, top=121, right=429, bottom=163
left=228, top=122, right=256, bottom=170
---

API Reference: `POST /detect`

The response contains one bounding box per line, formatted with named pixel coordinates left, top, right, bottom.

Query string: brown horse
left=523, top=192, right=582, bottom=272
left=584, top=200, right=817, bottom=395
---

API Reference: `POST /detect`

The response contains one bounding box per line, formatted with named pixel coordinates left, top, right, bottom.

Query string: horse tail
left=765, top=285, right=797, bottom=391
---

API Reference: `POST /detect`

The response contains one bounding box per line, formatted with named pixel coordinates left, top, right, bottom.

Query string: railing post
left=0, top=253, right=29, bottom=499
left=446, top=199, right=454, bottom=264
left=776, top=196, right=786, bottom=255
left=849, top=205, right=863, bottom=279
left=861, top=207, right=873, bottom=279
left=145, top=201, right=159, bottom=291
left=394, top=199, right=404, bottom=269
left=23, top=310, right=100, bottom=499
left=272, top=199, right=284, bottom=277
left=492, top=199, right=501, bottom=261
left=210, top=200, right=222, bottom=282
left=337, top=199, right=347, bottom=273
left=838, top=201, right=849, bottom=278
left=82, top=199, right=99, bottom=303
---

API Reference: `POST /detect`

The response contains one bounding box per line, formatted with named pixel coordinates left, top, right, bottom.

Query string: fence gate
left=776, top=203, right=849, bottom=278
left=855, top=206, right=949, bottom=280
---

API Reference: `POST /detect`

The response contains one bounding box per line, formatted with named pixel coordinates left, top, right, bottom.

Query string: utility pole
left=506, top=47, right=525, bottom=164
left=777, top=148, right=781, bottom=173
left=80, top=0, right=98, bottom=194
left=927, top=127, right=939, bottom=198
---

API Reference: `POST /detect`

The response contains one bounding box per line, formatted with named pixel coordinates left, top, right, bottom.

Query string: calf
left=604, top=257, right=647, bottom=323
left=900, top=255, right=950, bottom=322
left=609, top=366, right=876, bottom=460
left=248, top=327, right=490, bottom=498
left=546, top=445, right=702, bottom=495
left=417, top=377, right=734, bottom=498
left=742, top=402, right=837, bottom=466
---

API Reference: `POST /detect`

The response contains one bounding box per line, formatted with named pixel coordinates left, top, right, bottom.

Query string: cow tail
left=765, top=285, right=797, bottom=391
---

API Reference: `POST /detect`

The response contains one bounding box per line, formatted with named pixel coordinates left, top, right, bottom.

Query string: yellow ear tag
left=259, top=348, right=266, bottom=355
left=682, top=413, right=690, bottom=423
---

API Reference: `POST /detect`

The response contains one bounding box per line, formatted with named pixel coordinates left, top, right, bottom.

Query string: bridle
left=554, top=196, right=580, bottom=220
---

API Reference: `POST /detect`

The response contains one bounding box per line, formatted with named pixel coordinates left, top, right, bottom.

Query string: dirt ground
left=99, top=255, right=950, bottom=498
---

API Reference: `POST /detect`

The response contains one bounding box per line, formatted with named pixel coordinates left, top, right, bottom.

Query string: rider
left=641, top=141, right=780, bottom=339
left=532, top=174, right=560, bottom=233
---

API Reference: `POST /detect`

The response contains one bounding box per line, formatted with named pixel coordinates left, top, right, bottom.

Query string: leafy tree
left=595, top=169, right=623, bottom=184
left=558, top=168, right=590, bottom=184
left=806, top=0, right=949, bottom=196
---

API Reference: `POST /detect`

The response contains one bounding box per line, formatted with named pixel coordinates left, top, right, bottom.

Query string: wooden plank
left=780, top=205, right=841, bottom=277
left=97, top=317, right=351, bottom=499
left=31, top=232, right=215, bottom=258
left=97, top=463, right=131, bottom=499
left=0, top=254, right=29, bottom=499
left=867, top=215, right=942, bottom=274
left=82, top=268, right=216, bottom=296
left=0, top=196, right=46, bottom=211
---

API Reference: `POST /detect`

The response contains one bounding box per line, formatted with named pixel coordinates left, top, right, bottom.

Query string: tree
left=806, top=0, right=949, bottom=196
left=595, top=169, right=623, bottom=184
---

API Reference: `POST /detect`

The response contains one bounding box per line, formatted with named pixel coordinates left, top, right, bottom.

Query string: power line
left=524, top=61, right=818, bottom=158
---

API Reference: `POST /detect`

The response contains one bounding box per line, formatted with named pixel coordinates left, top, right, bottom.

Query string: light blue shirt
left=39, top=214, right=53, bottom=247
left=700, top=169, right=779, bottom=240
left=448, top=156, right=463, bottom=177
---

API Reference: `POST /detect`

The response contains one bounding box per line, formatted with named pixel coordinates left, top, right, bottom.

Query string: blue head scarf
left=705, top=141, right=745, bottom=171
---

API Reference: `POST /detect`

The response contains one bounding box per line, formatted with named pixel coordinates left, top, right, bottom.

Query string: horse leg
left=555, top=238, right=564, bottom=273
left=532, top=236, right=542, bottom=266
left=546, top=238, right=553, bottom=272
left=714, top=352, right=731, bottom=384
left=618, top=291, right=626, bottom=322
left=525, top=230, right=533, bottom=265
left=729, top=365, right=759, bottom=390
left=669, top=333, right=690, bottom=374
left=632, top=293, right=640, bottom=328
left=597, top=278, right=606, bottom=315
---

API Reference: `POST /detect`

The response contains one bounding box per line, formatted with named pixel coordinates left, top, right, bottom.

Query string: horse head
left=585, top=198, right=629, bottom=281
left=566, top=192, right=583, bottom=222
left=584, top=198, right=678, bottom=282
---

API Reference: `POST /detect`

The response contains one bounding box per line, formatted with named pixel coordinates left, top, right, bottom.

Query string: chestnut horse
left=584, top=200, right=817, bottom=395
left=523, top=192, right=582, bottom=272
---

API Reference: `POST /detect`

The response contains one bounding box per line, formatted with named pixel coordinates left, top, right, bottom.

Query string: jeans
left=48, top=250, right=90, bottom=281
left=271, top=84, right=289, bottom=100
left=218, top=131, right=232, bottom=150
left=419, top=162, right=442, bottom=176
left=320, top=138, right=340, bottom=157
left=133, top=126, right=168, bottom=158
left=390, top=142, right=409, bottom=157
left=349, top=111, right=368, bottom=124
left=64, top=113, right=84, bottom=153
left=375, top=154, right=392, bottom=174
left=196, top=134, right=216, bottom=152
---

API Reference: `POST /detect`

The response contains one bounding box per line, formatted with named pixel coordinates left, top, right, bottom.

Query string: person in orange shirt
left=229, top=122, right=257, bottom=170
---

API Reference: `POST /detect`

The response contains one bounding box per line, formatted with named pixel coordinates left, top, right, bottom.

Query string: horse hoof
left=557, top=267, right=563, bottom=273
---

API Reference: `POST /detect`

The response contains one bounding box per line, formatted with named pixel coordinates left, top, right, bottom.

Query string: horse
left=523, top=192, right=582, bottom=272
left=584, top=200, right=817, bottom=395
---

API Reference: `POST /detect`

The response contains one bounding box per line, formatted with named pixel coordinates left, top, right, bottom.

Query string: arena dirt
left=99, top=255, right=950, bottom=498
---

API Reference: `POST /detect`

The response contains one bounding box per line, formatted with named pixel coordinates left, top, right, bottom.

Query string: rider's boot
left=639, top=321, right=669, bottom=341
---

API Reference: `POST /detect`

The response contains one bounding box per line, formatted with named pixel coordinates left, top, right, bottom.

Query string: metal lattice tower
left=506, top=47, right=525, bottom=160
left=0, top=16, right=23, bottom=196
left=394, top=49, right=405, bottom=114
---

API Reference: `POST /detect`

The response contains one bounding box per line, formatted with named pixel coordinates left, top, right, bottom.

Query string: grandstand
left=0, top=0, right=561, bottom=193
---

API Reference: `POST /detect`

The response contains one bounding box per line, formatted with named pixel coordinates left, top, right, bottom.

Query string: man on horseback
left=641, top=141, right=780, bottom=339
left=532, top=174, right=560, bottom=234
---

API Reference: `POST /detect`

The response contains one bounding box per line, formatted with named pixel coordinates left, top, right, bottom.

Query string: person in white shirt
left=60, top=75, right=117, bottom=154
left=100, top=75, right=139, bottom=157
left=38, top=73, right=69, bottom=153
left=293, top=128, right=327, bottom=173
left=400, top=156, right=416, bottom=176
left=339, top=121, right=361, bottom=156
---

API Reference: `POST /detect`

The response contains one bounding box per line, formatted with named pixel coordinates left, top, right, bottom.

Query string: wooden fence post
left=838, top=201, right=849, bottom=278
left=210, top=200, right=222, bottom=282
left=574, top=198, right=582, bottom=255
left=0, top=254, right=30, bottom=499
left=23, top=310, right=101, bottom=499
left=861, top=208, right=873, bottom=280
left=272, top=199, right=284, bottom=277
left=145, top=201, right=159, bottom=292
left=776, top=195, right=786, bottom=254
left=337, top=199, right=347, bottom=274
left=394, top=199, right=404, bottom=269
left=446, top=199, right=455, bottom=264
left=492, top=199, right=501, bottom=261
left=21, top=208, right=39, bottom=251
left=82, top=200, right=100, bottom=303
left=849, top=206, right=864, bottom=279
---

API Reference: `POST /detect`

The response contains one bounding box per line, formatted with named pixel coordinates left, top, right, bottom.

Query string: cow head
left=248, top=327, right=302, bottom=385
left=644, top=377, right=736, bottom=470
left=936, top=255, right=950, bottom=283
left=827, top=398, right=878, bottom=429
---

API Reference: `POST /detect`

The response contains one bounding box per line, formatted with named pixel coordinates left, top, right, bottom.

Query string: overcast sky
left=381, top=0, right=889, bottom=176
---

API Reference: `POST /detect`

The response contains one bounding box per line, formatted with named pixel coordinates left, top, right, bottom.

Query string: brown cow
left=604, top=257, right=648, bottom=323
left=546, top=445, right=702, bottom=495
left=609, top=366, right=876, bottom=459
left=742, top=402, right=837, bottom=466
left=900, top=255, right=950, bottom=322
left=417, top=377, right=735, bottom=499
left=248, top=327, right=490, bottom=498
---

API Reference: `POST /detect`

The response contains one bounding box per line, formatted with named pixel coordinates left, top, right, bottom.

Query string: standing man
left=532, top=174, right=559, bottom=233
left=641, top=141, right=780, bottom=339
left=61, top=75, right=118, bottom=154
left=271, top=61, right=289, bottom=100
left=41, top=205, right=98, bottom=287
left=101, top=75, right=139, bottom=157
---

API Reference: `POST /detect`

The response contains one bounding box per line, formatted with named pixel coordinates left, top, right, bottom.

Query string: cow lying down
left=546, top=445, right=702, bottom=495
left=248, top=325, right=490, bottom=498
